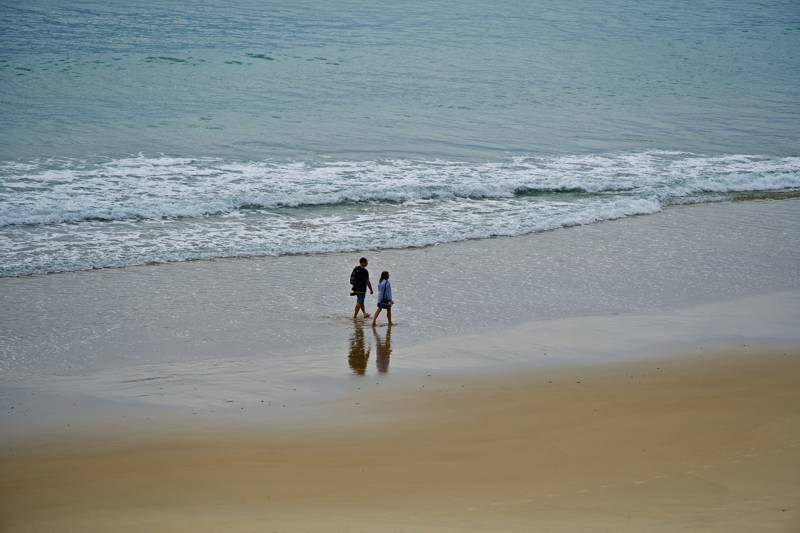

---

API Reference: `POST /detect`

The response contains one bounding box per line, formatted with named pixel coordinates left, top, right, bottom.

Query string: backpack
left=350, top=267, right=358, bottom=287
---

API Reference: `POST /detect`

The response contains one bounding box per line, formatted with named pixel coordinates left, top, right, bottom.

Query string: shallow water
left=2, top=200, right=798, bottom=381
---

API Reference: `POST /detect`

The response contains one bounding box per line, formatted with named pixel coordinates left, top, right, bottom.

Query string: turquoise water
left=1, top=0, right=799, bottom=275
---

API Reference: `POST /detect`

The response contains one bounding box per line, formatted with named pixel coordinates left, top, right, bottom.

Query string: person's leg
left=386, top=306, right=393, bottom=325
left=355, top=294, right=369, bottom=318
left=371, top=307, right=382, bottom=326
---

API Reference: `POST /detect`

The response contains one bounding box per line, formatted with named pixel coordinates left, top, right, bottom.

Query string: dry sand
left=2, top=347, right=798, bottom=532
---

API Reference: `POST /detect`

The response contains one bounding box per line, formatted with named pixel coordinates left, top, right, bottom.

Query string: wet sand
left=2, top=199, right=799, bottom=381
left=2, top=348, right=799, bottom=532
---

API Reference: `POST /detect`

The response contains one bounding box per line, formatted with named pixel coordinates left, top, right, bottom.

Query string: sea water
left=1, top=0, right=799, bottom=276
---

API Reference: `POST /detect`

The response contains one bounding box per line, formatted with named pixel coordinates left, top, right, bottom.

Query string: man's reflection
left=347, top=322, right=370, bottom=375
left=373, top=324, right=392, bottom=374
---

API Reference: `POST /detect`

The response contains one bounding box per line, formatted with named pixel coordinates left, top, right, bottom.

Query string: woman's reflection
left=347, top=322, right=370, bottom=375
left=373, top=324, right=392, bottom=374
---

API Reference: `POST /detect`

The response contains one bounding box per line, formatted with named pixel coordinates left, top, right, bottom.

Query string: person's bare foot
left=364, top=313, right=371, bottom=318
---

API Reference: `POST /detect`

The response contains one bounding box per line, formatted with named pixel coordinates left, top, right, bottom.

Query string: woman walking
left=371, top=271, right=394, bottom=327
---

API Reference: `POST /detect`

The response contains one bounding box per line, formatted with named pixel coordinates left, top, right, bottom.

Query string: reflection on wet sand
left=347, top=321, right=370, bottom=375
left=348, top=322, right=393, bottom=375
left=373, top=325, right=392, bottom=373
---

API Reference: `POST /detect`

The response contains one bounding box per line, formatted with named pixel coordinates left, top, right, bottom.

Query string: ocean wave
left=1, top=150, right=799, bottom=276
left=1, top=151, right=799, bottom=227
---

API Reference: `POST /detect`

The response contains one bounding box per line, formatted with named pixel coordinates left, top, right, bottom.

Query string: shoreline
left=2, top=194, right=799, bottom=281
left=2, top=198, right=798, bottom=369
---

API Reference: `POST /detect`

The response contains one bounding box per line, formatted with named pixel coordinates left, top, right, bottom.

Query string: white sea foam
left=0, top=195, right=663, bottom=277
left=1, top=151, right=798, bottom=227
left=0, top=151, right=798, bottom=276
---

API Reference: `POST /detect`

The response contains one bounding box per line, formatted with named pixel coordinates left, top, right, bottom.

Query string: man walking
left=350, top=257, right=373, bottom=319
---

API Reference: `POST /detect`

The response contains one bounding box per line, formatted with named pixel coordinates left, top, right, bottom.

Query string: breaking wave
left=1, top=151, right=798, bottom=227
left=1, top=150, right=799, bottom=276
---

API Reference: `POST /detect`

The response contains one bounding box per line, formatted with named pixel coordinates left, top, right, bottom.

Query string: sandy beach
left=2, top=348, right=799, bottom=532
left=1, top=200, right=800, bottom=531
